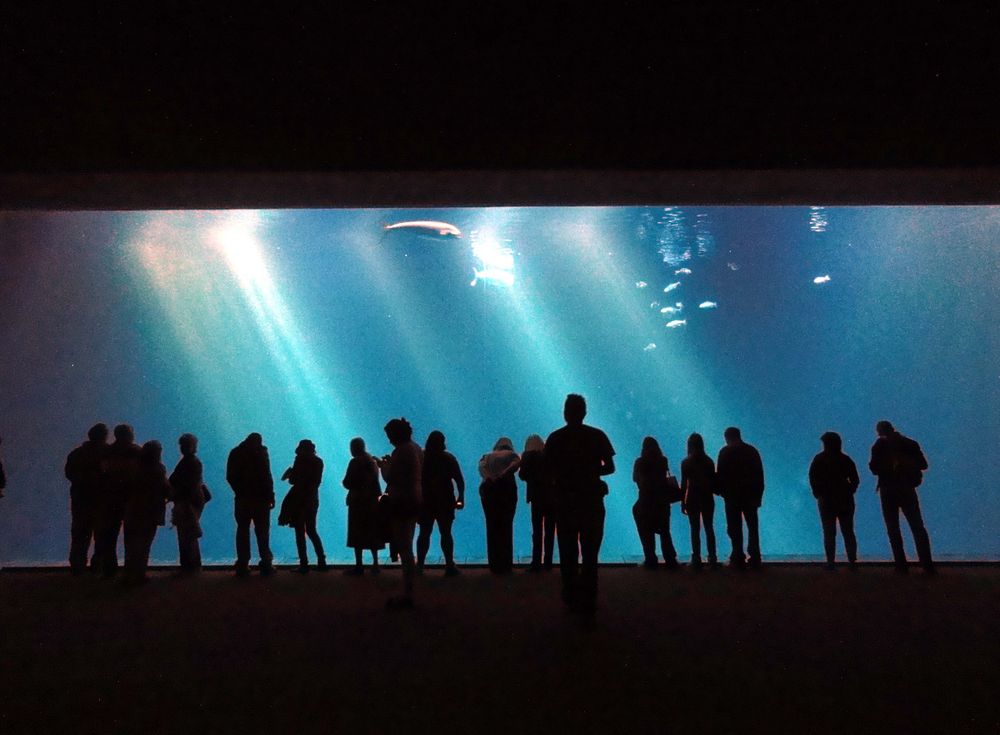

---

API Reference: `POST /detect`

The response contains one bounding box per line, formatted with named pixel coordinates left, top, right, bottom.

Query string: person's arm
left=225, top=451, right=236, bottom=490
left=847, top=457, right=860, bottom=493
left=913, top=441, right=929, bottom=472
left=808, top=456, right=821, bottom=498
left=632, top=458, right=641, bottom=485
left=262, top=449, right=275, bottom=506
left=754, top=449, right=765, bottom=497
left=449, top=454, right=466, bottom=507
left=680, top=459, right=690, bottom=513
left=599, top=433, right=616, bottom=477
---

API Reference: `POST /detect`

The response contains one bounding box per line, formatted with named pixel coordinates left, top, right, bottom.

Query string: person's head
left=524, top=434, right=544, bottom=454
left=296, top=439, right=316, bottom=456
left=140, top=440, right=162, bottom=463
left=493, top=437, right=514, bottom=452
left=640, top=436, right=663, bottom=459
left=564, top=393, right=587, bottom=425
left=820, top=431, right=842, bottom=452
left=724, top=426, right=742, bottom=446
left=113, top=424, right=135, bottom=444
left=350, top=437, right=367, bottom=458
left=425, top=430, right=446, bottom=452
left=88, top=423, right=109, bottom=443
left=178, top=433, right=198, bottom=456
left=384, top=418, right=413, bottom=447
left=687, top=432, right=706, bottom=457
left=245, top=432, right=263, bottom=448
left=876, top=420, right=895, bottom=438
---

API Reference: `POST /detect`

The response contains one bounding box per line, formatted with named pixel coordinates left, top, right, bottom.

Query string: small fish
left=728, top=262, right=740, bottom=271
left=813, top=275, right=831, bottom=284
left=649, top=301, right=660, bottom=309
left=699, top=301, right=718, bottom=309
left=663, top=281, right=681, bottom=293
left=643, top=343, right=657, bottom=352
left=385, top=220, right=462, bottom=237
left=636, top=281, right=648, bottom=288
left=675, top=302, right=683, bottom=308
left=674, top=268, right=692, bottom=275
left=665, top=319, right=686, bottom=329
left=660, top=306, right=679, bottom=315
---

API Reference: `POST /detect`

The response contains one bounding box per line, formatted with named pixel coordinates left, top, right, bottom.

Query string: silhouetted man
left=95, top=424, right=141, bottom=578
left=716, top=427, right=764, bottom=569
left=869, top=420, right=934, bottom=573
left=227, top=432, right=276, bottom=576
left=808, top=431, right=860, bottom=570
left=545, top=394, right=615, bottom=612
left=65, top=423, right=109, bottom=574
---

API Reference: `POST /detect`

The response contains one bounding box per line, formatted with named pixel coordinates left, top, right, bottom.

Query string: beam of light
left=469, top=228, right=515, bottom=287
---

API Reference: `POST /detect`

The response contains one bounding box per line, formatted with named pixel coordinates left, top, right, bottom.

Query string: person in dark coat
left=716, top=427, right=765, bottom=570
left=375, top=418, right=423, bottom=610
left=417, top=430, right=465, bottom=576
left=519, top=434, right=555, bottom=572
left=681, top=433, right=718, bottom=569
left=545, top=394, right=616, bottom=613
left=227, top=432, right=276, bottom=576
left=123, top=440, right=170, bottom=586
left=632, top=437, right=678, bottom=569
left=169, top=433, right=206, bottom=573
left=279, top=439, right=327, bottom=573
left=65, top=423, right=109, bottom=574
left=868, top=420, right=934, bottom=573
left=95, top=424, right=141, bottom=578
left=342, top=437, right=384, bottom=575
left=809, top=431, right=860, bottom=570
left=478, top=437, right=520, bottom=575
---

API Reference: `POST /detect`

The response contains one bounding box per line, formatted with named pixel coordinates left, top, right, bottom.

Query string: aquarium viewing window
left=0, top=173, right=997, bottom=565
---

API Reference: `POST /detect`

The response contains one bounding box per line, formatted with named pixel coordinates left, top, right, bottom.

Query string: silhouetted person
left=545, top=394, right=616, bottom=612
left=65, top=423, right=109, bottom=574
left=123, top=440, right=170, bottom=586
left=0, top=435, right=6, bottom=499
left=375, top=418, right=422, bottom=609
left=869, top=420, right=934, bottom=573
left=342, top=437, right=384, bottom=575
left=632, top=437, right=679, bottom=569
left=681, top=433, right=718, bottom=569
left=519, top=434, right=555, bottom=572
left=478, top=437, right=520, bottom=574
left=417, top=430, right=465, bottom=576
left=227, top=432, right=276, bottom=576
left=95, top=424, right=141, bottom=578
left=278, top=439, right=327, bottom=573
left=716, top=427, right=764, bottom=570
left=809, top=431, right=860, bottom=570
left=169, top=433, right=207, bottom=573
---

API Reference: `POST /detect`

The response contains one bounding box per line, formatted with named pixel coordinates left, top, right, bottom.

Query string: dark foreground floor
left=1, top=565, right=997, bottom=735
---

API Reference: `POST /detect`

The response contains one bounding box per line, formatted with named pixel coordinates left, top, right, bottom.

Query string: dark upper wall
left=3, top=3, right=999, bottom=176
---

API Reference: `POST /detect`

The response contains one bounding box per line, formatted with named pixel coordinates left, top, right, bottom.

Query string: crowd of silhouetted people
left=1, top=394, right=938, bottom=612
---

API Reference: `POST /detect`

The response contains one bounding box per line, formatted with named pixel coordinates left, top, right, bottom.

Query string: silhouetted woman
left=278, top=439, right=327, bottom=573
left=375, top=418, right=423, bottom=610
left=519, top=434, right=555, bottom=571
left=418, top=430, right=465, bottom=576
left=169, top=433, right=206, bottom=573
left=123, top=440, right=170, bottom=586
left=478, top=437, right=521, bottom=574
left=632, top=437, right=678, bottom=569
left=342, top=437, right=384, bottom=575
left=681, top=433, right=718, bottom=569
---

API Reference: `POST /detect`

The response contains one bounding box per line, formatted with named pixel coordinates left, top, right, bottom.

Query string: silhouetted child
left=342, top=437, right=384, bottom=575
left=279, top=439, right=327, bottom=573
left=681, top=433, right=718, bottom=569
left=809, top=431, right=860, bottom=570
left=632, top=437, right=679, bottom=569
left=478, top=437, right=520, bottom=575
left=418, top=430, right=465, bottom=576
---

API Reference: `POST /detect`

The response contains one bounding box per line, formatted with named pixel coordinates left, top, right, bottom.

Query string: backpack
left=888, top=437, right=926, bottom=488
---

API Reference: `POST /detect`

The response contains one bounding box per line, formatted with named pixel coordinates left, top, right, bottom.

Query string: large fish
left=384, top=221, right=462, bottom=237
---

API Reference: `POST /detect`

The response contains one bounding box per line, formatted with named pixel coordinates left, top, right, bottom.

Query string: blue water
left=0, top=206, right=997, bottom=564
